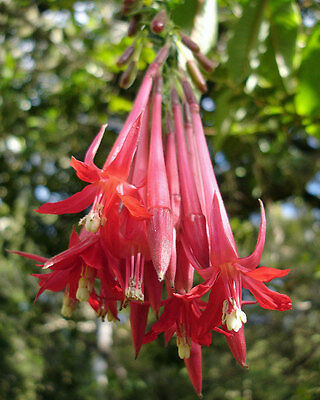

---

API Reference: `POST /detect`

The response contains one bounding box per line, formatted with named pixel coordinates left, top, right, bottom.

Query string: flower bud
left=151, top=10, right=167, bottom=34
left=120, top=61, right=138, bottom=89
left=117, top=45, right=135, bottom=67
left=186, top=60, right=207, bottom=93
left=128, top=15, right=141, bottom=36
left=194, top=52, right=216, bottom=72
left=181, top=33, right=200, bottom=53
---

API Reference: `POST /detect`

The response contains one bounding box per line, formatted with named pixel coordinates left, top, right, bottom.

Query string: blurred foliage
left=0, top=0, right=320, bottom=399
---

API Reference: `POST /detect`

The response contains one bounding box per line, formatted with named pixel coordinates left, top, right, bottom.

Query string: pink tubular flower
left=11, top=228, right=122, bottom=318
left=200, top=194, right=292, bottom=366
left=171, top=88, right=209, bottom=269
left=146, top=75, right=173, bottom=281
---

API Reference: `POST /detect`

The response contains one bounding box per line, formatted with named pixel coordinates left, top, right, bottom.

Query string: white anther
left=222, top=298, right=247, bottom=333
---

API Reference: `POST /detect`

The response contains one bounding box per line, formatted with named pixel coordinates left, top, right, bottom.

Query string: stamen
left=61, top=295, right=77, bottom=318
left=222, top=298, right=247, bottom=332
left=79, top=204, right=104, bottom=233
left=176, top=335, right=192, bottom=359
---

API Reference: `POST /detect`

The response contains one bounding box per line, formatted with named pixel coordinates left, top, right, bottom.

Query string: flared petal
left=8, top=250, right=48, bottom=263
left=243, top=266, right=290, bottom=282
left=84, top=124, right=107, bottom=165
left=130, top=302, right=149, bottom=358
left=226, top=325, right=247, bottom=368
left=184, top=342, right=202, bottom=397
left=70, top=157, right=100, bottom=183
left=209, top=192, right=238, bottom=267
left=68, top=226, right=80, bottom=247
left=118, top=194, right=151, bottom=219
left=104, top=113, right=143, bottom=180
left=239, top=200, right=266, bottom=271
left=36, top=184, right=97, bottom=215
left=199, top=274, right=225, bottom=334
left=242, top=275, right=292, bottom=311
left=43, top=235, right=99, bottom=269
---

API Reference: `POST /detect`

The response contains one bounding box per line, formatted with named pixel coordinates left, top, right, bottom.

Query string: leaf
left=171, top=0, right=198, bottom=31
left=227, top=0, right=268, bottom=84
left=295, top=23, right=320, bottom=117
left=269, top=0, right=300, bottom=89
left=191, top=0, right=218, bottom=54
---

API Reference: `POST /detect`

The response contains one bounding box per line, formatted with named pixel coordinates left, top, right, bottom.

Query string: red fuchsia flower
left=36, top=46, right=170, bottom=233
left=171, top=88, right=209, bottom=270
left=164, top=113, right=181, bottom=287
left=181, top=78, right=292, bottom=366
left=199, top=189, right=292, bottom=367
left=11, top=228, right=123, bottom=318
left=36, top=117, right=150, bottom=233
left=146, top=74, right=174, bottom=281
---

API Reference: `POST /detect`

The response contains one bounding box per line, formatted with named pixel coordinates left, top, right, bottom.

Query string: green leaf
left=295, top=23, right=320, bottom=117
left=227, top=0, right=268, bottom=84
left=269, top=0, right=300, bottom=88
left=171, top=0, right=198, bottom=31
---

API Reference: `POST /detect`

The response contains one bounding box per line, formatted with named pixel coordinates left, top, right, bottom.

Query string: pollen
left=61, top=295, right=77, bottom=318
left=222, top=298, right=247, bottom=333
left=176, top=336, right=192, bottom=359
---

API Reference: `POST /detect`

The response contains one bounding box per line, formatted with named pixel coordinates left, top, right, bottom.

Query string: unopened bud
left=151, top=10, right=167, bottom=34
left=194, top=52, right=216, bottom=72
left=154, top=44, right=170, bottom=66
left=128, top=15, right=141, bottom=36
left=186, top=60, right=207, bottom=93
left=120, top=61, right=138, bottom=89
left=181, top=33, right=200, bottom=53
left=117, top=45, right=135, bottom=67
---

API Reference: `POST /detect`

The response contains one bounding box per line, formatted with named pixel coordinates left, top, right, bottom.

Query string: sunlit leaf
left=295, top=23, right=320, bottom=117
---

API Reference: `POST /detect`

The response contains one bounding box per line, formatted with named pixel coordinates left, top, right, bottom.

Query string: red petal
left=8, top=250, right=48, bottom=263
left=84, top=124, right=107, bottom=165
left=244, top=267, right=290, bottom=282
left=226, top=325, right=248, bottom=368
left=184, top=342, right=202, bottom=397
left=147, top=207, right=173, bottom=281
left=36, top=184, right=97, bottom=215
left=209, top=192, right=238, bottom=267
left=239, top=200, right=266, bottom=270
left=105, top=114, right=143, bottom=180
left=32, top=269, right=73, bottom=300
left=130, top=302, right=149, bottom=358
left=118, top=194, right=151, bottom=219
left=199, top=274, right=225, bottom=334
left=242, top=276, right=292, bottom=311
left=68, top=226, right=80, bottom=247
left=70, top=157, right=100, bottom=183
left=44, top=235, right=99, bottom=269
left=144, top=261, right=163, bottom=316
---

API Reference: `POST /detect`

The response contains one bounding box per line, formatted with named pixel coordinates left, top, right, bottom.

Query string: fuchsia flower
left=12, top=42, right=292, bottom=396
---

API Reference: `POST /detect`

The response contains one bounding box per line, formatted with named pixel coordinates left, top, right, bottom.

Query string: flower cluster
left=14, top=11, right=292, bottom=396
